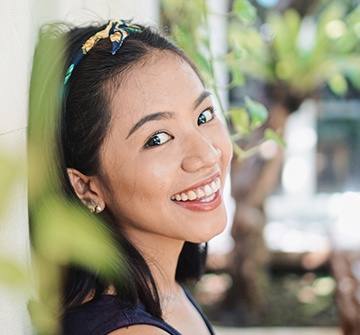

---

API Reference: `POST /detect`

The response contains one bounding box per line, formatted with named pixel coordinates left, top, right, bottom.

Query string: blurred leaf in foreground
left=0, top=153, right=21, bottom=217
left=32, top=197, right=122, bottom=275
left=0, top=257, right=29, bottom=288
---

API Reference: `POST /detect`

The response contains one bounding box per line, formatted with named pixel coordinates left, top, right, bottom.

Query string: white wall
left=0, top=0, right=33, bottom=333
left=31, top=0, right=159, bottom=26
left=0, top=1, right=159, bottom=334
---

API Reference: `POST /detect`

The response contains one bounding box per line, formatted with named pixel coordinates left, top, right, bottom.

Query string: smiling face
left=99, top=51, right=232, bottom=245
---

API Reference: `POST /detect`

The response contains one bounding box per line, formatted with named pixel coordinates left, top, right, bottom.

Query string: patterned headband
left=64, top=19, right=142, bottom=84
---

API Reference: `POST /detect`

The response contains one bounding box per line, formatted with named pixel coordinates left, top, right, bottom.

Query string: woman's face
left=100, top=52, right=232, bottom=244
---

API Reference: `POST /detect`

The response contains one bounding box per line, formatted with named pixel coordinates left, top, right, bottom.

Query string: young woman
left=31, top=19, right=232, bottom=335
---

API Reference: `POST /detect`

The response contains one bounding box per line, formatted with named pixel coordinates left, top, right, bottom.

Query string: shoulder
left=108, top=325, right=171, bottom=335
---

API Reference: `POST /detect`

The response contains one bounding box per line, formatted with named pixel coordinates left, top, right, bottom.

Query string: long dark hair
left=29, top=21, right=207, bottom=320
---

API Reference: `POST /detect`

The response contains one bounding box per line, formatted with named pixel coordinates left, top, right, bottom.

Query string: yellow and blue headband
left=64, top=19, right=142, bottom=84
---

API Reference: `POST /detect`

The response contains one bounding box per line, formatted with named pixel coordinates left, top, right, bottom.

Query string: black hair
left=29, top=21, right=207, bottom=320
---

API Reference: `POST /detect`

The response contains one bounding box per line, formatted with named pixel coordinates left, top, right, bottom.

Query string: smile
left=171, top=177, right=221, bottom=202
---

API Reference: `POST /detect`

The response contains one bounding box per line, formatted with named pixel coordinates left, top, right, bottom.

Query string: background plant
left=161, top=0, right=281, bottom=157
left=161, top=0, right=360, bottom=327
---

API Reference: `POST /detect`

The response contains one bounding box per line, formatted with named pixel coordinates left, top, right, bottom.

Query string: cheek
left=101, top=148, right=137, bottom=204
left=217, top=126, right=233, bottom=168
left=138, top=153, right=179, bottom=202
left=116, top=154, right=171, bottom=202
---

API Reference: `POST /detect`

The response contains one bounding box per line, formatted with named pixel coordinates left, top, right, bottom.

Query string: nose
left=181, top=133, right=222, bottom=173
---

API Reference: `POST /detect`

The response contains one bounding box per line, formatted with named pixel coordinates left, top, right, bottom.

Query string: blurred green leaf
left=0, top=153, right=21, bottom=217
left=265, top=129, right=286, bottom=148
left=194, top=50, right=212, bottom=79
left=349, top=69, right=360, bottom=89
left=244, top=96, right=268, bottom=128
left=228, top=45, right=245, bottom=86
left=233, top=0, right=257, bottom=23
left=328, top=73, right=348, bottom=95
left=33, top=197, right=122, bottom=276
left=28, top=295, right=61, bottom=335
left=0, top=257, right=28, bottom=287
left=232, top=2, right=360, bottom=98
left=228, top=107, right=250, bottom=136
left=231, top=65, right=245, bottom=86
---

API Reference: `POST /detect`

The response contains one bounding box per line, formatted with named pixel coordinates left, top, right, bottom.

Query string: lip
left=172, top=189, right=222, bottom=212
left=172, top=172, right=221, bottom=196
left=171, top=172, right=222, bottom=212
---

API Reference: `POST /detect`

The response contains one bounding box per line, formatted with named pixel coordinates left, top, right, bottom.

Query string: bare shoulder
left=108, top=325, right=170, bottom=335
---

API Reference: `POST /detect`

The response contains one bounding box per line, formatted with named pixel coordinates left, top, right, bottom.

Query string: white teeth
left=187, top=190, right=197, bottom=200
left=181, top=193, right=188, bottom=201
left=204, top=185, right=212, bottom=196
left=215, top=178, right=221, bottom=188
left=211, top=181, right=217, bottom=192
left=200, top=193, right=216, bottom=203
left=171, top=177, right=221, bottom=202
left=196, top=188, right=205, bottom=198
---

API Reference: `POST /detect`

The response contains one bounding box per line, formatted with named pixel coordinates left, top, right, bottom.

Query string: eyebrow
left=126, top=91, right=212, bottom=139
left=194, top=91, right=212, bottom=110
left=126, top=111, right=174, bottom=139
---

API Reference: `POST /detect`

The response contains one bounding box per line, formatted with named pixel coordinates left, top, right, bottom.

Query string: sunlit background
left=188, top=0, right=360, bottom=333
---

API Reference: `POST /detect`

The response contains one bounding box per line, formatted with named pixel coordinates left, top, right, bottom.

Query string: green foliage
left=328, top=73, right=348, bottom=95
left=231, top=1, right=360, bottom=97
left=228, top=96, right=268, bottom=136
left=0, top=152, right=31, bottom=291
left=161, top=0, right=273, bottom=158
left=32, top=198, right=121, bottom=273
left=226, top=96, right=288, bottom=158
left=0, top=256, right=29, bottom=288
left=25, top=24, right=124, bottom=334
left=0, top=153, right=20, bottom=216
left=227, top=44, right=246, bottom=87
left=233, top=0, right=257, bottom=23
left=265, top=128, right=286, bottom=148
left=244, top=96, right=268, bottom=128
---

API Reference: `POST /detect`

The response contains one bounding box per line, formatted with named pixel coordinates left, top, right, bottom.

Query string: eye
left=197, top=106, right=215, bottom=125
left=145, top=131, right=173, bottom=148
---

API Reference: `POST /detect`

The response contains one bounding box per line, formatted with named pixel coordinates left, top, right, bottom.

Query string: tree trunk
left=221, top=102, right=290, bottom=325
left=331, top=249, right=360, bottom=335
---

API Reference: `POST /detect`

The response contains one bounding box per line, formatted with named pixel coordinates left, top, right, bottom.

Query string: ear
left=67, top=168, right=106, bottom=212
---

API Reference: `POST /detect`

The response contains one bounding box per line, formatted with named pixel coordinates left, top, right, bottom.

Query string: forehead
left=109, top=52, right=205, bottom=122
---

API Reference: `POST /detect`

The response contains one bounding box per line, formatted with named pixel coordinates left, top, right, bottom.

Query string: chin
left=193, top=215, right=228, bottom=243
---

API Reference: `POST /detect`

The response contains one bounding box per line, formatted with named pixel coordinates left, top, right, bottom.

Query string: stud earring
left=90, top=204, right=102, bottom=214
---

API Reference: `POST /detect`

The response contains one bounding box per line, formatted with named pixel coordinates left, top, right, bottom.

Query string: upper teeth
left=171, top=177, right=221, bottom=202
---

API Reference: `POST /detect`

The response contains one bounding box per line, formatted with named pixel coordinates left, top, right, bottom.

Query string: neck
left=126, top=231, right=185, bottom=297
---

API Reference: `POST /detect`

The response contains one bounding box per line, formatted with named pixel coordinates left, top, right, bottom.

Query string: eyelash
left=197, top=106, right=216, bottom=125
left=144, top=106, right=216, bottom=149
left=144, top=130, right=173, bottom=148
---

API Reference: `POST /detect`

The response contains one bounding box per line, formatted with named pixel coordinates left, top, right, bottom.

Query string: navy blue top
left=62, top=289, right=215, bottom=335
